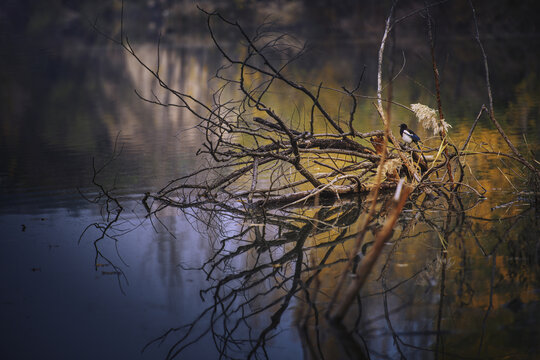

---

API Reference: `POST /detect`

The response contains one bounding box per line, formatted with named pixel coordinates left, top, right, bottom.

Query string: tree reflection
left=133, top=186, right=538, bottom=359
left=144, top=197, right=365, bottom=359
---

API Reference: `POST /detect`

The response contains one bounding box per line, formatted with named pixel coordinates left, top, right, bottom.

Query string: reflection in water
left=105, top=185, right=535, bottom=359
left=2, top=1, right=540, bottom=359
left=0, top=39, right=216, bottom=204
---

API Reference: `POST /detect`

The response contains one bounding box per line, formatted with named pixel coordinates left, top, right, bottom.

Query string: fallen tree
left=88, top=3, right=540, bottom=357
left=119, top=7, right=439, bottom=212
left=89, top=0, right=540, bottom=213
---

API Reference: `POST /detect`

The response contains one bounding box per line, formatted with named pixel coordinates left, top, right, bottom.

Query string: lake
left=1, top=1, right=539, bottom=359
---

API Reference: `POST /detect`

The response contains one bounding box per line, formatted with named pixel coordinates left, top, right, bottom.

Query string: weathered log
left=251, top=181, right=398, bottom=208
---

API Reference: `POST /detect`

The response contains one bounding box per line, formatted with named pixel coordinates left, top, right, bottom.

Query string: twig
left=469, top=0, right=540, bottom=181
left=426, top=1, right=454, bottom=186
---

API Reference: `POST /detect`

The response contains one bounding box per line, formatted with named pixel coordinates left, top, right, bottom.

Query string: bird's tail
left=416, top=142, right=429, bottom=169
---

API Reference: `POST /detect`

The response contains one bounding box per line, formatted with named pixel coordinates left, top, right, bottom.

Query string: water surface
left=1, top=2, right=539, bottom=359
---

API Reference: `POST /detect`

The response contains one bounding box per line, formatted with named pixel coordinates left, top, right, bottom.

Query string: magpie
left=399, top=123, right=421, bottom=145
left=399, top=123, right=428, bottom=167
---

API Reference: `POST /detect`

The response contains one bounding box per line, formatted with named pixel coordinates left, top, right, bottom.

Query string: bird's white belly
left=402, top=133, right=413, bottom=143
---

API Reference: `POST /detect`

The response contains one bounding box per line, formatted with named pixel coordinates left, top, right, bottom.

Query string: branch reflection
left=139, top=189, right=538, bottom=359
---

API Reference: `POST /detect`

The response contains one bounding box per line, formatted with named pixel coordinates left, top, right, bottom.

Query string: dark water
left=1, top=1, right=539, bottom=359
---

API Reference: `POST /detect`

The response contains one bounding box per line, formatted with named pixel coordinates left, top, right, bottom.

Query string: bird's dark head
left=399, top=123, right=408, bottom=131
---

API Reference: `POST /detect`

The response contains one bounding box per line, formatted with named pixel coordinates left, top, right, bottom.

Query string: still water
left=1, top=2, right=539, bottom=359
